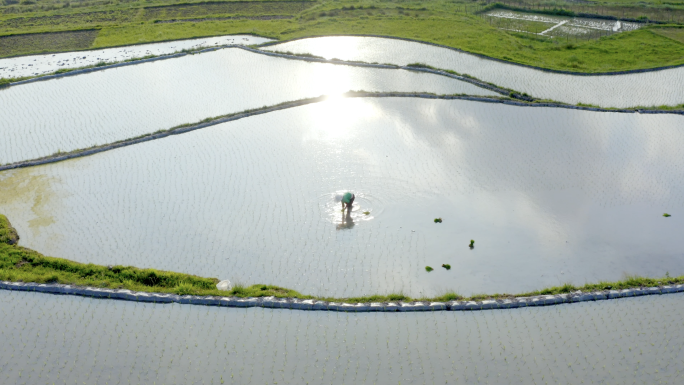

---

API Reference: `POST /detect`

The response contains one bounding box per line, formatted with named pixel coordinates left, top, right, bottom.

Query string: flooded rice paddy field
left=0, top=34, right=274, bottom=79
left=264, top=36, right=684, bottom=108
left=1, top=290, right=683, bottom=384
left=2, top=98, right=684, bottom=297
left=0, top=49, right=496, bottom=165
left=484, top=10, right=642, bottom=38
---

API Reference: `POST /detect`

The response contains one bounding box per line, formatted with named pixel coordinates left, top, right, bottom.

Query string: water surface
left=1, top=290, right=682, bottom=384
left=0, top=34, right=273, bottom=79
left=0, top=48, right=496, bottom=164
left=2, top=98, right=683, bottom=297
left=264, top=36, right=684, bottom=108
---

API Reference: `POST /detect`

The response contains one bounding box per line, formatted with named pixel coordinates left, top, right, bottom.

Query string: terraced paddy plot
left=2, top=98, right=684, bottom=297
left=264, top=36, right=684, bottom=108
left=484, top=10, right=642, bottom=38
left=0, top=49, right=496, bottom=165
left=1, top=290, right=683, bottom=384
left=0, top=34, right=274, bottom=79
left=143, top=0, right=315, bottom=20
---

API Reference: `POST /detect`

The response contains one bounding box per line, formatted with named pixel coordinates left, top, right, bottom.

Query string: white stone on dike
left=216, top=280, right=232, bottom=291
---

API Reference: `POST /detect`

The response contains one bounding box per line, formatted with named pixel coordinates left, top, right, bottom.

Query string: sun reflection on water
left=302, top=98, right=380, bottom=142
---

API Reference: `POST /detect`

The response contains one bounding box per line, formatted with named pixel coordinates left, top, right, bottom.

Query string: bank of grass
left=2, top=0, right=684, bottom=73
left=91, top=16, right=684, bottom=73
left=1, top=214, right=682, bottom=303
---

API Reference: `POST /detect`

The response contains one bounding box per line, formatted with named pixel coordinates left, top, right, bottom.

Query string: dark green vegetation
left=663, top=213, right=672, bottom=217
left=434, top=217, right=442, bottom=223
left=653, top=26, right=684, bottom=43
left=486, top=0, right=684, bottom=24
left=1, top=0, right=684, bottom=72
left=1, top=214, right=683, bottom=302
left=0, top=28, right=96, bottom=56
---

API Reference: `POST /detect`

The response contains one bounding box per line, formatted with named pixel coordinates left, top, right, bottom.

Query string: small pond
left=483, top=9, right=642, bottom=38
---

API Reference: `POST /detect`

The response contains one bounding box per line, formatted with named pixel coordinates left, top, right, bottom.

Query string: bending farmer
left=341, top=192, right=355, bottom=214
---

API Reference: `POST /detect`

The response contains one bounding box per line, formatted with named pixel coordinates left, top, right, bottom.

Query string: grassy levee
left=1, top=214, right=683, bottom=303
left=1, top=0, right=684, bottom=73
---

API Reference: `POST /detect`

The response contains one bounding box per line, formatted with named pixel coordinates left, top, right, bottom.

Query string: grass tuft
left=0, top=215, right=19, bottom=245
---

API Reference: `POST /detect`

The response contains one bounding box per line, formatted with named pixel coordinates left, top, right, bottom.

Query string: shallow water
left=1, top=290, right=683, bottom=384
left=264, top=36, right=684, bottom=108
left=0, top=48, right=496, bottom=164
left=2, top=97, right=684, bottom=297
left=486, top=10, right=642, bottom=35
left=0, top=34, right=273, bottom=79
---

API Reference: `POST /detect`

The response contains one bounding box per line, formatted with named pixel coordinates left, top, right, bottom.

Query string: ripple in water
left=318, top=191, right=383, bottom=229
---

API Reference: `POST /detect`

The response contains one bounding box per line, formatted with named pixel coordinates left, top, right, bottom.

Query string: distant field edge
left=258, top=33, right=684, bottom=76
left=0, top=30, right=275, bottom=59
left=4, top=31, right=684, bottom=75
left=1, top=213, right=683, bottom=312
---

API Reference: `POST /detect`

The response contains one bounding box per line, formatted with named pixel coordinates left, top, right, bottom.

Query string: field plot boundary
left=2, top=280, right=683, bottom=312
left=2, top=92, right=683, bottom=172
left=3, top=44, right=517, bottom=101
left=0, top=31, right=274, bottom=60
left=6, top=40, right=684, bottom=109
left=259, top=34, right=684, bottom=76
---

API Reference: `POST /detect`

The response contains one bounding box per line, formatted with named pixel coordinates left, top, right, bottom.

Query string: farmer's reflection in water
left=336, top=210, right=355, bottom=230
left=336, top=191, right=356, bottom=230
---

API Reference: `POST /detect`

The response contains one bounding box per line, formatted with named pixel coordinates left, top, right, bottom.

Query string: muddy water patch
left=0, top=167, right=65, bottom=235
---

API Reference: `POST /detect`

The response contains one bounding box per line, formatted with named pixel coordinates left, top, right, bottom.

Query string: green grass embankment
left=2, top=0, right=684, bottom=73
left=92, top=16, right=684, bottom=73
left=1, top=214, right=682, bottom=303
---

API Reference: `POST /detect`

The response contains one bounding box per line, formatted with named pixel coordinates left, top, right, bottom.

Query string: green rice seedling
left=469, top=240, right=475, bottom=248
left=434, top=218, right=442, bottom=223
left=663, top=213, right=671, bottom=217
left=174, top=282, right=195, bottom=296
left=363, top=211, right=370, bottom=215
left=387, top=293, right=407, bottom=301
left=442, top=264, right=451, bottom=270
left=425, top=266, right=433, bottom=272
left=230, top=283, right=247, bottom=296
left=435, top=291, right=462, bottom=301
